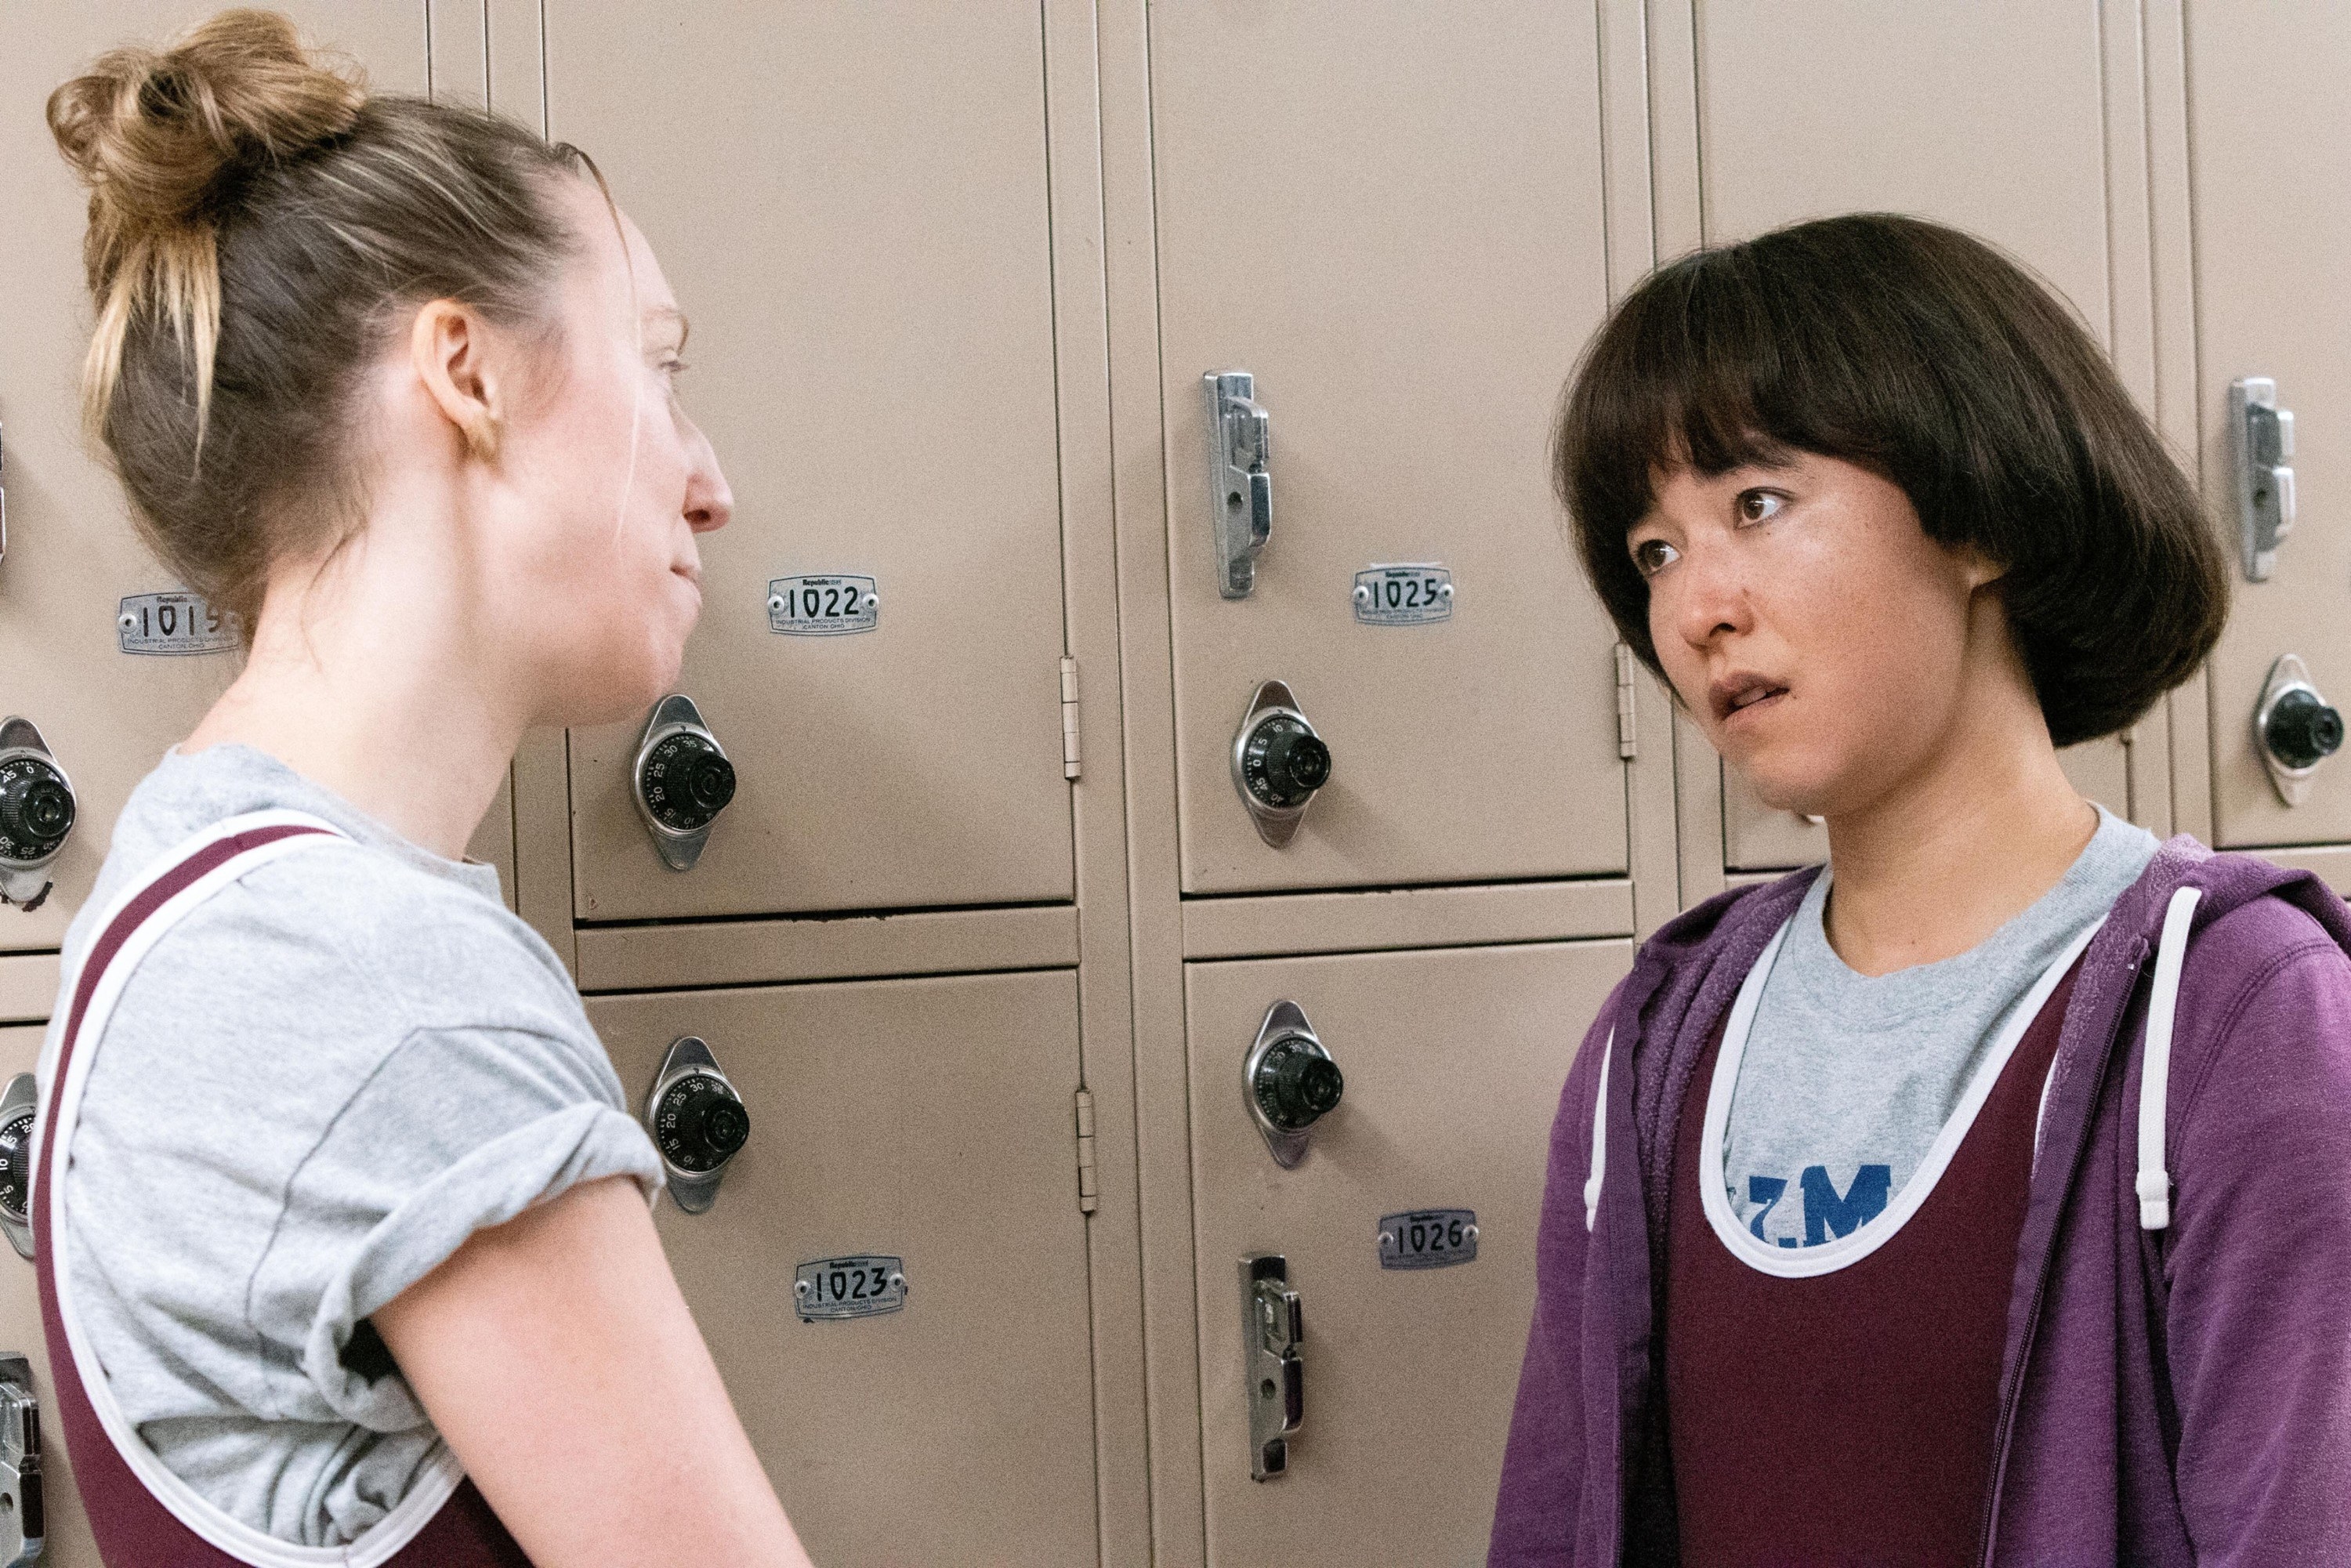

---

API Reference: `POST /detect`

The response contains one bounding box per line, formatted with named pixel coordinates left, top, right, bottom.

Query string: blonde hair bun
left=48, top=9, right=364, bottom=435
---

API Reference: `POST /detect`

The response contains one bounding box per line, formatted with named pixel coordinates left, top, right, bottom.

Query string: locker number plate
left=795, top=1255, right=907, bottom=1321
left=1378, top=1208, right=1479, bottom=1270
left=1353, top=564, right=1452, bottom=625
left=768, top=574, right=878, bottom=636
left=118, top=592, right=237, bottom=656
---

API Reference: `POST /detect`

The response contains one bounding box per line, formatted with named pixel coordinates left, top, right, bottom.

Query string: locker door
left=0, top=1024, right=96, bottom=1566
left=547, top=4, right=1077, bottom=922
left=1692, top=0, right=2139, bottom=870
left=0, top=4, right=429, bottom=952
left=2187, top=7, right=2351, bottom=846
left=588, top=969, right=1099, bottom=1568
left=1148, top=5, right=1626, bottom=896
left=1186, top=941, right=1628, bottom=1565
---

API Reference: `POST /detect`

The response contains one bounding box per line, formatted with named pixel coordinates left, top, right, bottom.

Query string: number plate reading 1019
left=795, top=1255, right=907, bottom=1321
left=1378, top=1208, right=1479, bottom=1270
left=118, top=592, right=238, bottom=655
left=768, top=574, right=878, bottom=636
left=1353, top=564, right=1452, bottom=625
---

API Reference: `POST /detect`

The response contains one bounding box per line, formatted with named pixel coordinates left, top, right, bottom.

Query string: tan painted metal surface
left=0, top=1024, right=96, bottom=1566
left=2186, top=2, right=2351, bottom=846
left=588, top=970, right=1099, bottom=1568
left=1691, top=0, right=2143, bottom=870
left=547, top=2, right=1077, bottom=922
left=1184, top=940, right=1628, bottom=1566
left=0, top=3, right=427, bottom=955
left=1147, top=4, right=1629, bottom=896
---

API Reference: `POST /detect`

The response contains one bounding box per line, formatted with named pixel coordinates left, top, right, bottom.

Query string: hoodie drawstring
left=2137, top=886, right=2203, bottom=1232
left=1584, top=1029, right=1614, bottom=1233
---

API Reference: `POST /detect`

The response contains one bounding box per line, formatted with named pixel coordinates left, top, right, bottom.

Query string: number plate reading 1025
left=1353, top=564, right=1453, bottom=625
left=768, top=574, right=878, bottom=636
left=794, top=1255, right=907, bottom=1321
left=1378, top=1208, right=1479, bottom=1270
left=118, top=592, right=238, bottom=655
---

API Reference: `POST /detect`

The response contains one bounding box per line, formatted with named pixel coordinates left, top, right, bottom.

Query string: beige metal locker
left=1185, top=940, right=1627, bottom=1565
left=1689, top=0, right=2145, bottom=870
left=1147, top=5, right=1629, bottom=896
left=2186, top=5, right=2351, bottom=849
left=589, top=969, right=1099, bottom=1568
left=0, top=1023, right=96, bottom=1566
left=0, top=2, right=430, bottom=953
left=546, top=2, right=1078, bottom=922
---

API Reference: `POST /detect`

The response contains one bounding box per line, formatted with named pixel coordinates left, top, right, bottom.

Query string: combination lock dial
left=633, top=694, right=737, bottom=871
left=0, top=719, right=76, bottom=911
left=0, top=1074, right=34, bottom=1258
left=645, top=1037, right=750, bottom=1214
left=1244, top=1001, right=1345, bottom=1168
left=2255, top=654, right=2344, bottom=806
left=1232, top=681, right=1332, bottom=847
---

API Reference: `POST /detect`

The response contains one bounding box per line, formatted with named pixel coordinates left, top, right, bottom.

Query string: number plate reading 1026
left=768, top=574, right=878, bottom=636
left=1353, top=564, right=1453, bottom=625
left=118, top=592, right=238, bottom=655
left=794, top=1255, right=907, bottom=1321
left=1378, top=1208, right=1479, bottom=1270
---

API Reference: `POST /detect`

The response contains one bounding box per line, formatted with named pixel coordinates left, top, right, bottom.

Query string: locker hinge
left=1074, top=1088, right=1099, bottom=1214
left=1614, top=643, right=1638, bottom=760
left=1060, top=657, right=1082, bottom=780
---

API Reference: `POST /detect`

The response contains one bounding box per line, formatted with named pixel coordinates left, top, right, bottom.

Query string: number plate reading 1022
left=1353, top=563, right=1453, bottom=625
left=768, top=574, right=878, bottom=636
left=118, top=592, right=238, bottom=655
left=1378, top=1208, right=1479, bottom=1270
left=794, top=1255, right=907, bottom=1321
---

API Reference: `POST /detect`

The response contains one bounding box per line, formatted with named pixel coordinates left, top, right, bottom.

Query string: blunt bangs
left=1557, top=212, right=2226, bottom=748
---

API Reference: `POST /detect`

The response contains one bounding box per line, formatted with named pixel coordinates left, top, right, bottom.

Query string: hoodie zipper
left=1974, top=949, right=2144, bottom=1566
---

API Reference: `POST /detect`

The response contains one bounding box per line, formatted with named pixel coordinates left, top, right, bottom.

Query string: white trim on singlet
left=40, top=811, right=469, bottom=1567
left=1697, top=912, right=2106, bottom=1279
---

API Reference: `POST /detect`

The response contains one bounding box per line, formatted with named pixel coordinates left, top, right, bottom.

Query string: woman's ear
left=1957, top=544, right=2008, bottom=592
left=409, top=299, right=503, bottom=462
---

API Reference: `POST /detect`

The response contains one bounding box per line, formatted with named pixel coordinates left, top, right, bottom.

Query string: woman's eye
left=1631, top=538, right=1679, bottom=578
left=1737, top=489, right=1784, bottom=524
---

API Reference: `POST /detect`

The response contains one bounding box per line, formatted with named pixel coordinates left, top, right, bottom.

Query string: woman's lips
left=1722, top=686, right=1790, bottom=730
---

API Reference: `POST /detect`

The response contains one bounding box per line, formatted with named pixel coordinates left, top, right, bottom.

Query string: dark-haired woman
left=1490, top=214, right=2351, bottom=1566
left=38, top=12, right=814, bottom=1566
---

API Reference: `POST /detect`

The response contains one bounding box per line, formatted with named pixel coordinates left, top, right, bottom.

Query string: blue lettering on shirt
left=1737, top=1164, right=1893, bottom=1248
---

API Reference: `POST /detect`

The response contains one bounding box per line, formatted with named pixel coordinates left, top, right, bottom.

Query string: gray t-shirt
left=1723, top=807, right=2157, bottom=1250
left=47, top=744, right=663, bottom=1546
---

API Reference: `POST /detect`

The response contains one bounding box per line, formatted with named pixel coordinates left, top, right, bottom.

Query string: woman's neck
left=1819, top=679, right=2098, bottom=979
left=183, top=522, right=528, bottom=864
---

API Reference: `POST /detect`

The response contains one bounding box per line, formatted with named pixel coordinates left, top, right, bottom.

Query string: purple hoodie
left=1490, top=837, right=2351, bottom=1566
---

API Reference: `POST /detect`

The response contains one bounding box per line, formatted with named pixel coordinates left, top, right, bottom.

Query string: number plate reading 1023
left=1353, top=563, right=1452, bottom=625
left=768, top=574, right=878, bottom=636
left=794, top=1255, right=907, bottom=1321
left=1378, top=1208, right=1479, bottom=1270
left=118, top=592, right=238, bottom=655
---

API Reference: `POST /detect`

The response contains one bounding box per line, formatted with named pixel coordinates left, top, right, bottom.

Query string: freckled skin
left=1629, top=454, right=1994, bottom=818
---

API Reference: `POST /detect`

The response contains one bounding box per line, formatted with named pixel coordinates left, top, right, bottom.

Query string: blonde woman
left=38, top=12, right=814, bottom=1564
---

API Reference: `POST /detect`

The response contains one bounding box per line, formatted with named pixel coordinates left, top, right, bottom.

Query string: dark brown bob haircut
left=1558, top=212, right=2225, bottom=749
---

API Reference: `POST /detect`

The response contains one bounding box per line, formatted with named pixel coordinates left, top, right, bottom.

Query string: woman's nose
left=1669, top=541, right=1751, bottom=650
left=683, top=422, right=732, bottom=534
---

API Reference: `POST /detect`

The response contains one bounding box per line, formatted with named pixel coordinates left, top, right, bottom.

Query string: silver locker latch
left=632, top=694, right=737, bottom=872
left=644, top=1036, right=751, bottom=1215
left=1244, top=1000, right=1345, bottom=1168
left=1242, top=1255, right=1304, bottom=1481
left=0, top=1354, right=45, bottom=1565
left=0, top=720, right=76, bottom=914
left=2230, top=378, right=2296, bottom=581
left=1204, top=371, right=1272, bottom=598
left=2255, top=654, right=2343, bottom=806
